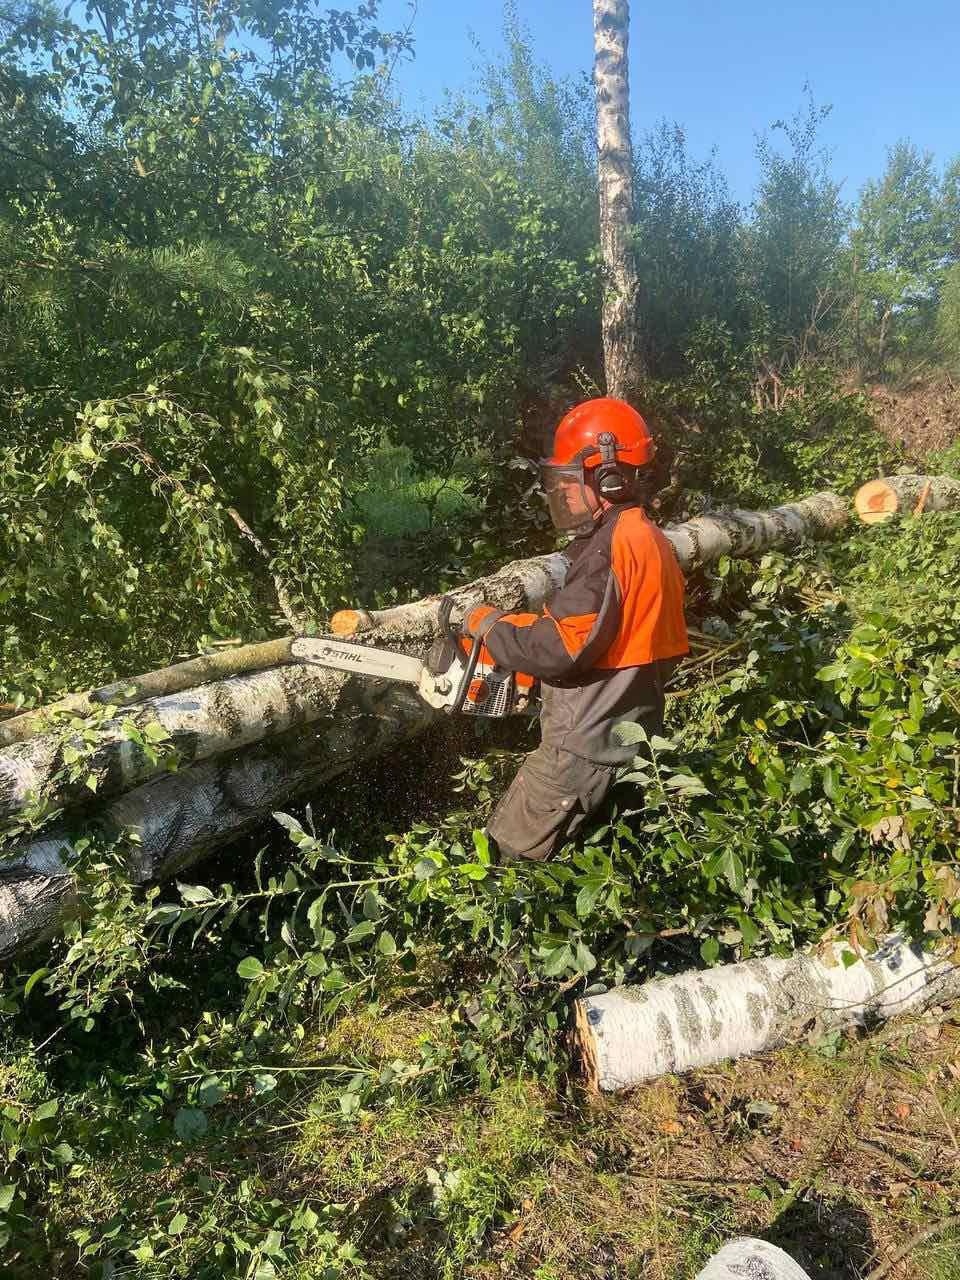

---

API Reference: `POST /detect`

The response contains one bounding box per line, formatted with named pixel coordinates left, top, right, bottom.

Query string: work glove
left=462, top=604, right=500, bottom=639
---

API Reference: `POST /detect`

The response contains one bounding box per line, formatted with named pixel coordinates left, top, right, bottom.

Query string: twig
left=850, top=1135, right=924, bottom=1180
left=651, top=1146, right=664, bottom=1280
left=226, top=507, right=304, bottom=634
left=912, top=480, right=933, bottom=517
left=864, top=1214, right=960, bottom=1280
left=926, top=1075, right=960, bottom=1155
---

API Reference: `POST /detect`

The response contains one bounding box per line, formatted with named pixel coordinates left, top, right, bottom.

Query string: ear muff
left=593, top=431, right=630, bottom=501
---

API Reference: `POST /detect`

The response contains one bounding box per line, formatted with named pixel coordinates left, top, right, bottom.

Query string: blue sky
left=375, top=0, right=960, bottom=206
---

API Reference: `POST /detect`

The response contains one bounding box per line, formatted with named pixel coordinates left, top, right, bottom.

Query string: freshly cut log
left=0, top=492, right=848, bottom=828
left=0, top=685, right=433, bottom=959
left=572, top=934, right=960, bottom=1092
left=695, top=1239, right=811, bottom=1280
left=854, top=474, right=960, bottom=524
left=332, top=491, right=849, bottom=637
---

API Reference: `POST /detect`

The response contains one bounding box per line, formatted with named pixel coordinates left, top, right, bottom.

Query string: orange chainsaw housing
left=456, top=636, right=536, bottom=714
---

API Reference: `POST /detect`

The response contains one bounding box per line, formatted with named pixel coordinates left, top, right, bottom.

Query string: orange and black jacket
left=477, top=503, right=688, bottom=764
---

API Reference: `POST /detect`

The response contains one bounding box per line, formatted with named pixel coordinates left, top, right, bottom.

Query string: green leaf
left=168, top=1212, right=188, bottom=1234
left=362, top=888, right=382, bottom=920
left=700, top=937, right=720, bottom=965
left=376, top=930, right=397, bottom=956
left=816, top=663, right=845, bottom=682
left=612, top=721, right=649, bottom=746
left=24, top=968, right=49, bottom=997
left=179, top=882, right=215, bottom=905
left=253, top=1073, right=278, bottom=1095
left=344, top=920, right=376, bottom=945
left=33, top=1099, right=59, bottom=1122
left=458, top=863, right=489, bottom=881
left=573, top=940, right=597, bottom=973
left=542, top=943, right=572, bottom=977
left=575, top=876, right=605, bottom=918
left=198, top=1076, right=225, bottom=1106
left=0, top=1185, right=16, bottom=1212
left=720, top=848, right=746, bottom=892
left=173, top=1108, right=208, bottom=1142
left=471, top=828, right=491, bottom=863
left=236, top=956, right=264, bottom=980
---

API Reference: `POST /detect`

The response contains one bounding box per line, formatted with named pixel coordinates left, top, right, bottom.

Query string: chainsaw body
left=291, top=597, right=537, bottom=718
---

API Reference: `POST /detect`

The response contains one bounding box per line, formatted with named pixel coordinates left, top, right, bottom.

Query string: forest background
left=2, top=1, right=960, bottom=1277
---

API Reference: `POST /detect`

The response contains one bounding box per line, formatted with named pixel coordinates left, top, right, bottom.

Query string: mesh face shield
left=539, top=462, right=596, bottom=532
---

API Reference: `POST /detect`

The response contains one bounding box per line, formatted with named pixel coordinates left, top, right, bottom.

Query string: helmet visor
left=540, top=463, right=595, bottom=531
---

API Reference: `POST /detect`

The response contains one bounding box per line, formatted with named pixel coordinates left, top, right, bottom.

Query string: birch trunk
left=332, top=491, right=849, bottom=638
left=854, top=474, right=960, bottom=524
left=0, top=639, right=295, bottom=748
left=695, top=1239, right=811, bottom=1280
left=0, top=688, right=434, bottom=959
left=572, top=934, right=960, bottom=1093
left=594, top=0, right=642, bottom=398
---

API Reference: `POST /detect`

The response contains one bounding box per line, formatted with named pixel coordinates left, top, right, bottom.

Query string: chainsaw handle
left=437, top=595, right=459, bottom=647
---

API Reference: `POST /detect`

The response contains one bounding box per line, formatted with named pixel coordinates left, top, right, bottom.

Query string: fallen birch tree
left=0, top=492, right=848, bottom=825
left=0, top=490, right=848, bottom=959
left=572, top=934, right=960, bottom=1092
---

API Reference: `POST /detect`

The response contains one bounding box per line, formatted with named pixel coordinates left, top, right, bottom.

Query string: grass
left=281, top=996, right=959, bottom=1280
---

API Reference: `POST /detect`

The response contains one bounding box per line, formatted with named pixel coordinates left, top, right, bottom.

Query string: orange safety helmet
left=540, top=397, right=655, bottom=531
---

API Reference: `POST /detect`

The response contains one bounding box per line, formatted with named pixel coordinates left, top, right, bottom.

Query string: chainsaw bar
left=291, top=638, right=425, bottom=686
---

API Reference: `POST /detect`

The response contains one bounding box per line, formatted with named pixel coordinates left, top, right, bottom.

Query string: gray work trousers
left=486, top=742, right=617, bottom=862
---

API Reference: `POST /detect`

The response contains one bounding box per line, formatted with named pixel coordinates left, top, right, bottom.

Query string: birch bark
left=594, top=0, right=642, bottom=397
left=572, top=934, right=960, bottom=1092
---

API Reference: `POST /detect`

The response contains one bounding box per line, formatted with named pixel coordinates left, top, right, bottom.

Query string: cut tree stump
left=854, top=474, right=960, bottom=524
left=694, top=1239, right=811, bottom=1280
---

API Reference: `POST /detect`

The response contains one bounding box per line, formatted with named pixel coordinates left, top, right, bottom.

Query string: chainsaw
left=292, top=597, right=537, bottom=717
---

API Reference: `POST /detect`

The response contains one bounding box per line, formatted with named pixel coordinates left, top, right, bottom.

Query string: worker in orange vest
left=463, top=397, right=689, bottom=861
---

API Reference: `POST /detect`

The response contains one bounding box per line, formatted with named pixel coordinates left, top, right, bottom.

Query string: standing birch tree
left=593, top=0, right=643, bottom=397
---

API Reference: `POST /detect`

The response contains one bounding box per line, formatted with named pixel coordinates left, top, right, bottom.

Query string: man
left=463, top=397, right=688, bottom=862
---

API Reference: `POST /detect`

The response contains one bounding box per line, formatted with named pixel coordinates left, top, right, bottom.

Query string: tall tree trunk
left=594, top=0, right=642, bottom=398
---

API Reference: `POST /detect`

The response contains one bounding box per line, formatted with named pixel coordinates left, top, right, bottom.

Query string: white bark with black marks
left=573, top=935, right=960, bottom=1092
left=333, top=492, right=849, bottom=639
left=594, top=0, right=642, bottom=398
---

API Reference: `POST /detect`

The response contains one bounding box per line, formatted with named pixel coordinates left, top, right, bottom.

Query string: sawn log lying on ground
left=0, top=491, right=847, bottom=959
left=854, top=473, right=960, bottom=523
left=572, top=933, right=960, bottom=1092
